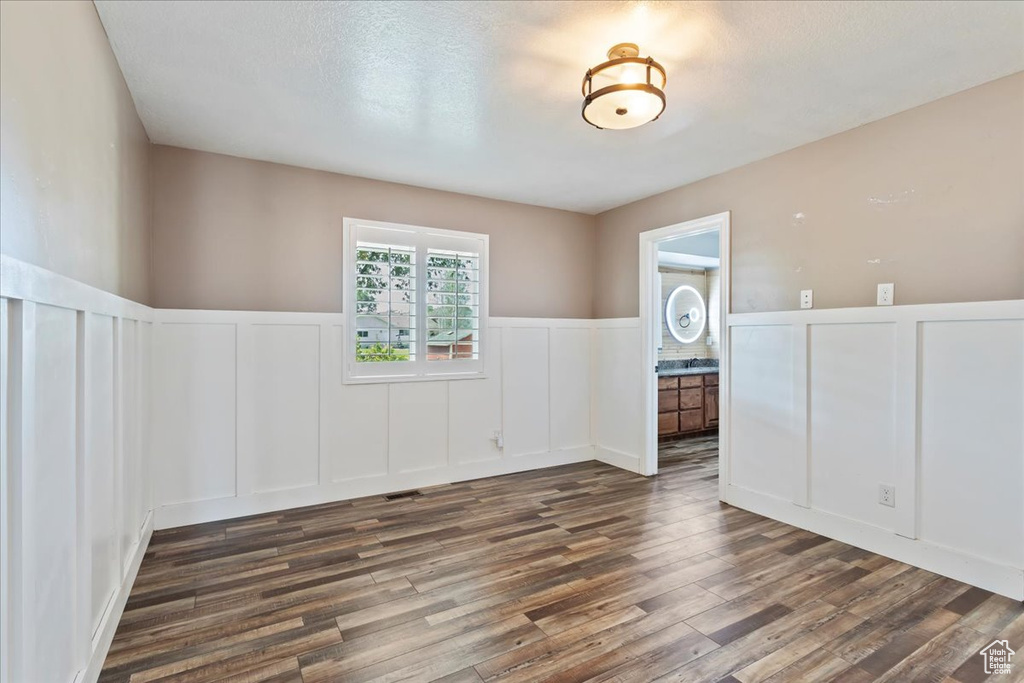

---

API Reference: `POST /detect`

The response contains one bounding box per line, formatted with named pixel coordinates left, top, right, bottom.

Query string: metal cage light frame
left=582, top=43, right=667, bottom=130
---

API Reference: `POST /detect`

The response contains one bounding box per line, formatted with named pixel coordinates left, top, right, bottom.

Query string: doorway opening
left=638, top=212, right=729, bottom=499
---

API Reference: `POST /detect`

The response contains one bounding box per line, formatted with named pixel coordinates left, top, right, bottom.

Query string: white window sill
left=341, top=371, right=489, bottom=385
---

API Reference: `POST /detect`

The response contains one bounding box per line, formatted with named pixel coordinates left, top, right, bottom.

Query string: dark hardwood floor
left=100, top=437, right=1023, bottom=682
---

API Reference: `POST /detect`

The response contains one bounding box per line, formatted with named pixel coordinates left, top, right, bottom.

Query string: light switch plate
left=800, top=290, right=813, bottom=309
left=877, top=283, right=894, bottom=306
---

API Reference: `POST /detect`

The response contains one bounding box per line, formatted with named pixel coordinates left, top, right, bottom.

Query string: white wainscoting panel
left=729, top=324, right=795, bottom=500
left=322, top=324, right=389, bottom=483
left=809, top=322, right=897, bottom=529
left=151, top=314, right=597, bottom=528
left=389, top=381, right=449, bottom=474
left=245, top=324, right=320, bottom=494
left=326, top=392, right=389, bottom=482
left=592, top=320, right=643, bottom=473
left=0, top=297, right=8, bottom=681
left=919, top=319, right=1024, bottom=570
left=22, top=303, right=79, bottom=683
left=1, top=255, right=154, bottom=683
left=137, top=321, right=153, bottom=529
left=448, top=330, right=503, bottom=465
left=550, top=327, right=592, bottom=451
left=726, top=300, right=1024, bottom=600
left=152, top=323, right=237, bottom=506
left=501, top=326, right=550, bottom=457
left=4, top=252, right=1022, bottom=683
left=120, top=318, right=143, bottom=563
left=84, top=313, right=117, bottom=639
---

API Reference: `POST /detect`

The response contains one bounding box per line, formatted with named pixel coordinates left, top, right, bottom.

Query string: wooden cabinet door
left=704, top=385, right=719, bottom=427
left=658, top=389, right=679, bottom=413
left=679, top=409, right=703, bottom=433
left=679, top=387, right=703, bottom=410
left=658, top=412, right=679, bottom=435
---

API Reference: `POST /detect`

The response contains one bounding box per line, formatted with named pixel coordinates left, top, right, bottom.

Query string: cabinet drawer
left=704, top=373, right=719, bottom=386
left=679, top=409, right=704, bottom=433
left=658, top=376, right=679, bottom=390
left=679, top=387, right=703, bottom=410
left=658, top=412, right=679, bottom=435
left=658, top=389, right=679, bottom=413
left=678, top=375, right=703, bottom=388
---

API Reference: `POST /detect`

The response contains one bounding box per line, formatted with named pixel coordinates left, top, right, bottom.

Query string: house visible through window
left=426, top=248, right=480, bottom=361
left=344, top=218, right=488, bottom=383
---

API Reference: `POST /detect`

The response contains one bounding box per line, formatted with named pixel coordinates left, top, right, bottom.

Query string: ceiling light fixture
left=582, top=43, right=666, bottom=130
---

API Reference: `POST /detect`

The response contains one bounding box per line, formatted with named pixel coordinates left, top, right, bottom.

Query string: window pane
left=425, top=247, right=480, bottom=362
left=355, top=242, right=416, bottom=363
left=355, top=276, right=414, bottom=292
left=356, top=301, right=417, bottom=315
left=426, top=291, right=477, bottom=306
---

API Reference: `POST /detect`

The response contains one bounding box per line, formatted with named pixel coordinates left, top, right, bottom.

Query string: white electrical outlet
left=800, top=290, right=813, bottom=309
left=492, top=430, right=504, bottom=449
left=879, top=484, right=895, bottom=507
left=877, top=283, right=894, bottom=306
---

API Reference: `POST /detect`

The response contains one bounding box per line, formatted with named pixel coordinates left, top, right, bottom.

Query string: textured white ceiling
left=94, top=1, right=1024, bottom=214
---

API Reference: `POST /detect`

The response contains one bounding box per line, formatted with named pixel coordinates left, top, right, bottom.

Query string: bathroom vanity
left=657, top=363, right=719, bottom=439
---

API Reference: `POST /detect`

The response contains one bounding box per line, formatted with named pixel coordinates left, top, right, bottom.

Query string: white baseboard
left=725, top=485, right=1024, bottom=601
left=154, top=446, right=595, bottom=529
left=594, top=446, right=643, bottom=474
left=78, top=512, right=153, bottom=683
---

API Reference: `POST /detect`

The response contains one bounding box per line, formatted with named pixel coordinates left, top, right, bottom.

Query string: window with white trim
left=343, top=218, right=488, bottom=383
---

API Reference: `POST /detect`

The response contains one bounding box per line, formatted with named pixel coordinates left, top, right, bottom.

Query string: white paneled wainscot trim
left=5, top=251, right=1022, bottom=683
left=592, top=318, right=644, bottom=474
left=724, top=300, right=1024, bottom=600
left=150, top=312, right=600, bottom=528
left=1, top=255, right=154, bottom=683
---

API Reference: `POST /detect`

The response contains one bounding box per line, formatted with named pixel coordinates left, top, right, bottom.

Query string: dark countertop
left=657, top=366, right=719, bottom=377
left=657, top=359, right=719, bottom=377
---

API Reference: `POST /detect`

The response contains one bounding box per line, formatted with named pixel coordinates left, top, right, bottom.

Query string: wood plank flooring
left=100, top=437, right=1024, bottom=682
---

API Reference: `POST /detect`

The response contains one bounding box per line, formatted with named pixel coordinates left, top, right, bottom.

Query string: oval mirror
left=665, top=284, right=706, bottom=344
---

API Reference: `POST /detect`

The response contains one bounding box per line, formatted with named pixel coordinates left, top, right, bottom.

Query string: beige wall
left=150, top=146, right=596, bottom=317
left=595, top=73, right=1024, bottom=318
left=0, top=1, right=151, bottom=303
left=3, top=3, right=1016, bottom=320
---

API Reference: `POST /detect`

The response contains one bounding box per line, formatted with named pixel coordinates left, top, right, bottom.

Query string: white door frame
left=638, top=211, right=730, bottom=497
